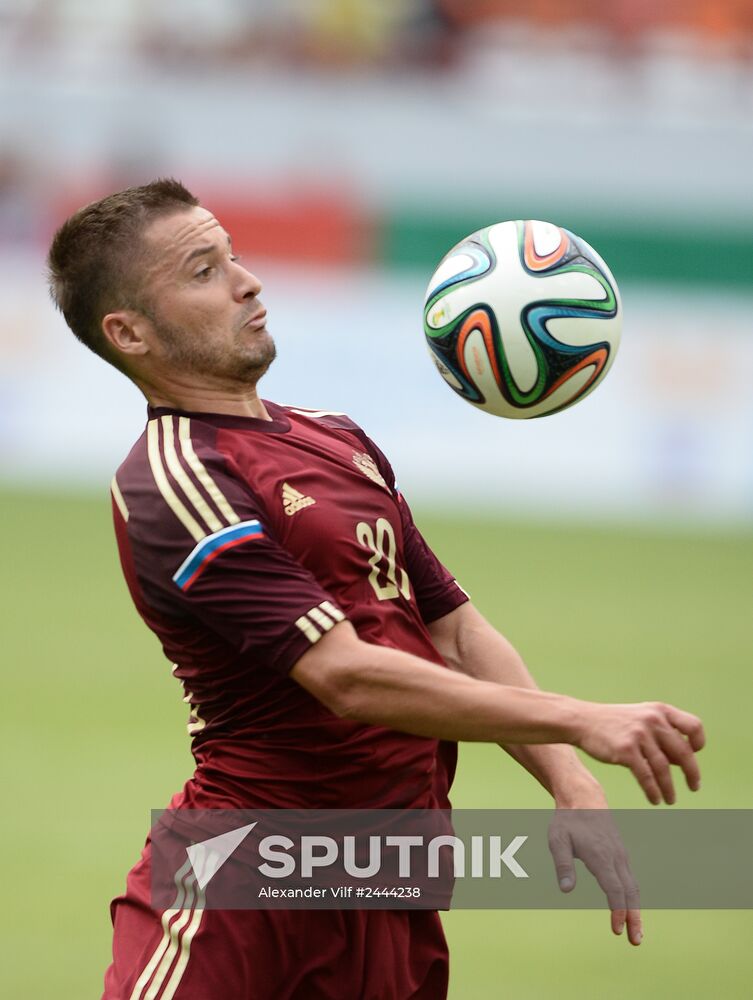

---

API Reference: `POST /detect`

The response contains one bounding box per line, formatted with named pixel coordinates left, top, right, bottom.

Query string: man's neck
left=142, top=379, right=272, bottom=420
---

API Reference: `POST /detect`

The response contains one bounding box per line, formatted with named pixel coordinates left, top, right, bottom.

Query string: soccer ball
left=423, top=220, right=622, bottom=419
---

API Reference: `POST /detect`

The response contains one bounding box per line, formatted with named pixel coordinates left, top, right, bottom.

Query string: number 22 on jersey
left=356, top=517, right=411, bottom=602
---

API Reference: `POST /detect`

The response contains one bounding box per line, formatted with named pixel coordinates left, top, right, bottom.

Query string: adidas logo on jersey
left=282, top=481, right=316, bottom=516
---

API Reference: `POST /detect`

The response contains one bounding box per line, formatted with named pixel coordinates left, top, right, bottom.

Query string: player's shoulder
left=110, top=411, right=256, bottom=543
left=113, top=412, right=224, bottom=494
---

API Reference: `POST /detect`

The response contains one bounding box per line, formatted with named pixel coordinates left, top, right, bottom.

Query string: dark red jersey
left=111, top=402, right=468, bottom=809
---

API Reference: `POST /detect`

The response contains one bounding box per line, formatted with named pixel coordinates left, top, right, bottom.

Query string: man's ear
left=101, top=311, right=151, bottom=359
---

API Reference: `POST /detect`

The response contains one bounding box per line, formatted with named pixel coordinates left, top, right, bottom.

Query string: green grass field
left=2, top=490, right=751, bottom=998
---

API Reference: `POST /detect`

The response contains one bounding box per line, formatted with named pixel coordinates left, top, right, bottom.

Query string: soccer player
left=48, top=180, right=704, bottom=1000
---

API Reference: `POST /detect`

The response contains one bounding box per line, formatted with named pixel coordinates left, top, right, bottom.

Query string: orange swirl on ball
left=523, top=222, right=569, bottom=271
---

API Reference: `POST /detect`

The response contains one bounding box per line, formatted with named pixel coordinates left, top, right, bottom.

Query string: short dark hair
left=47, top=178, right=199, bottom=371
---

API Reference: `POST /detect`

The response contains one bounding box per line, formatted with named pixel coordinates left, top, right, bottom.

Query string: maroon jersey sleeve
left=113, top=420, right=346, bottom=674
left=347, top=427, right=469, bottom=625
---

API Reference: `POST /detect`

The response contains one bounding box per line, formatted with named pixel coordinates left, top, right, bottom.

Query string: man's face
left=136, top=206, right=275, bottom=384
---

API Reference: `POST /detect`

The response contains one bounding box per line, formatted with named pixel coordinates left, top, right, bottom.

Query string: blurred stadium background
left=1, top=1, right=751, bottom=997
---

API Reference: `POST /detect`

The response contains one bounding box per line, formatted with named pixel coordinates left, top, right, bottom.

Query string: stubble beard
left=152, top=316, right=277, bottom=387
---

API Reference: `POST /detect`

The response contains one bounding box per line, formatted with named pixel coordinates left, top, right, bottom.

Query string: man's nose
left=235, top=263, right=262, bottom=300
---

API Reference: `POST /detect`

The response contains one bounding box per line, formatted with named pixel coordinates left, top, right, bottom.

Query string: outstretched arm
left=290, top=616, right=704, bottom=804
left=291, top=610, right=704, bottom=948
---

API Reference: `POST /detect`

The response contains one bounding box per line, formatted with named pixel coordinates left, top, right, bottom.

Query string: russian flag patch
left=173, top=519, right=265, bottom=591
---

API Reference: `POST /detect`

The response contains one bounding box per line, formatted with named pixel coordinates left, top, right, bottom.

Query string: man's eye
left=230, top=254, right=241, bottom=263
left=195, top=266, right=214, bottom=280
